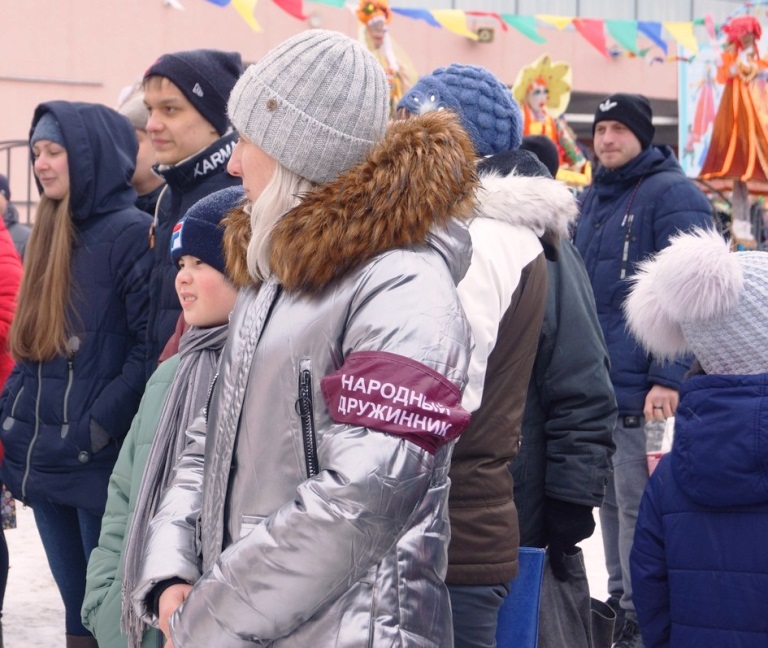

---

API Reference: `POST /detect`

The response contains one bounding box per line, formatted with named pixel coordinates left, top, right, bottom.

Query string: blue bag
left=495, top=546, right=546, bottom=648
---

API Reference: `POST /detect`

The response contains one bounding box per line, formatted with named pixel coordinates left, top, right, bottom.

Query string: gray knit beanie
left=119, top=91, right=149, bottom=131
left=625, top=228, right=768, bottom=375
left=228, top=29, right=389, bottom=184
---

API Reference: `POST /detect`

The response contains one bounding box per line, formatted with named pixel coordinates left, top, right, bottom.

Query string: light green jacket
left=81, top=355, right=180, bottom=648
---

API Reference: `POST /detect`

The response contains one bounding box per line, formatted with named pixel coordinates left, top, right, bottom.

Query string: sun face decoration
left=512, top=55, right=573, bottom=119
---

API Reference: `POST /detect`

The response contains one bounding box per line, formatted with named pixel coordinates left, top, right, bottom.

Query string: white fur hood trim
left=475, top=170, right=577, bottom=239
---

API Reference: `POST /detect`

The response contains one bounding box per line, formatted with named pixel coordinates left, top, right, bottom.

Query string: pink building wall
left=0, top=0, right=679, bottom=197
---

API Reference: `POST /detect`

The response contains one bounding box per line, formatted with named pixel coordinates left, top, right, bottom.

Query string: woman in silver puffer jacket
left=132, top=29, right=479, bottom=647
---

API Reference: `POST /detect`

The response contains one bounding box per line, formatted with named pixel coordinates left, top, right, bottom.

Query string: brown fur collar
left=267, top=111, right=477, bottom=294
left=222, top=205, right=253, bottom=289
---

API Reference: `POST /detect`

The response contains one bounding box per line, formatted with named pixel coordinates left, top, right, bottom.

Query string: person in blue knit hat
left=398, top=65, right=551, bottom=647
left=82, top=186, right=244, bottom=648
left=397, top=63, right=523, bottom=156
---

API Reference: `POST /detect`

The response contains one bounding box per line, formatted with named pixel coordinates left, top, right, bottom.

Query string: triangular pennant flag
left=664, top=21, right=698, bottom=55
left=637, top=21, right=668, bottom=54
left=272, top=0, right=306, bottom=20
left=536, top=14, right=573, bottom=30
left=605, top=19, right=639, bottom=54
left=704, top=13, right=716, bottom=41
left=466, top=11, right=508, bottom=31
left=391, top=7, right=441, bottom=28
left=573, top=18, right=608, bottom=57
left=231, top=0, right=261, bottom=31
left=501, top=14, right=546, bottom=44
left=432, top=10, right=478, bottom=40
left=307, top=0, right=345, bottom=5
left=204, top=0, right=230, bottom=6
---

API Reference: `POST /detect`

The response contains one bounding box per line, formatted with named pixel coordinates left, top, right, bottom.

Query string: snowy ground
left=5, top=504, right=609, bottom=646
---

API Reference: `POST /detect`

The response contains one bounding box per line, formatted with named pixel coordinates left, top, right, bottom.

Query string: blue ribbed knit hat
left=171, top=186, right=245, bottom=275
left=396, top=64, right=522, bottom=157
left=31, top=112, right=65, bottom=148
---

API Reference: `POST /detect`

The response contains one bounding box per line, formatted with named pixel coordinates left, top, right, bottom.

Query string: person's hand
left=643, top=384, right=679, bottom=422
left=158, top=583, right=192, bottom=645
left=544, top=498, right=595, bottom=582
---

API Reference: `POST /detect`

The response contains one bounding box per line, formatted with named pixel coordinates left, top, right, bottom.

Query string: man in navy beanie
left=574, top=93, right=713, bottom=648
left=141, top=49, right=243, bottom=372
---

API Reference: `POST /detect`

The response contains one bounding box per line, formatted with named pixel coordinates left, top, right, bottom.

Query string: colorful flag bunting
left=704, top=13, right=717, bottom=40
left=466, top=11, right=508, bottom=32
left=536, top=14, right=573, bottom=30
left=637, top=21, right=669, bottom=54
left=432, top=10, right=478, bottom=40
left=573, top=18, right=608, bottom=57
left=198, top=0, right=732, bottom=61
left=232, top=0, right=261, bottom=30
left=500, top=14, right=546, bottom=44
left=391, top=7, right=442, bottom=28
left=664, top=21, right=699, bottom=55
left=605, top=19, right=639, bottom=54
left=273, top=0, right=306, bottom=20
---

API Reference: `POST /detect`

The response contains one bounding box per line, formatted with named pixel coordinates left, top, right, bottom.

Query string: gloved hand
left=544, top=497, right=595, bottom=582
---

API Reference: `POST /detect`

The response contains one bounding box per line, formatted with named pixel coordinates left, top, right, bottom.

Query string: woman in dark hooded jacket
left=0, top=101, right=152, bottom=647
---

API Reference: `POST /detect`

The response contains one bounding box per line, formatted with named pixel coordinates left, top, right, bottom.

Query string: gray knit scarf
left=120, top=323, right=228, bottom=647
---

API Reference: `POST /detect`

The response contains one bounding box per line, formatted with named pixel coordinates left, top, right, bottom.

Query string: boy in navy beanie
left=141, top=48, right=243, bottom=374
left=171, top=186, right=244, bottom=275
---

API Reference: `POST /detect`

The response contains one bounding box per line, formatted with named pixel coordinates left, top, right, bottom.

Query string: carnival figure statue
left=512, top=54, right=591, bottom=185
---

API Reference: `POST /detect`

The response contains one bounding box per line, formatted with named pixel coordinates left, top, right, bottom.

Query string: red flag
left=704, top=13, right=716, bottom=41
left=272, top=0, right=306, bottom=20
left=573, top=18, right=608, bottom=57
left=465, top=11, right=509, bottom=32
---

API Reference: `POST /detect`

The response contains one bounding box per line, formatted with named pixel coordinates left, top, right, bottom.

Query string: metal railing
left=0, top=140, right=35, bottom=225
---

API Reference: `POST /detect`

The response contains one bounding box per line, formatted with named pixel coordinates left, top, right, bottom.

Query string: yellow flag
left=432, top=10, right=478, bottom=40
left=232, top=0, right=261, bottom=32
left=536, top=14, right=573, bottom=30
left=664, top=21, right=698, bottom=55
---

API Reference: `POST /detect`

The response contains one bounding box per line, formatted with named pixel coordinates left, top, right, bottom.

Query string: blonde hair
left=247, top=164, right=314, bottom=283
left=10, top=195, right=76, bottom=361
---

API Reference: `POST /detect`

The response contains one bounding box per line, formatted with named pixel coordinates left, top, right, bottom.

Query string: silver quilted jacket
left=133, top=112, right=479, bottom=647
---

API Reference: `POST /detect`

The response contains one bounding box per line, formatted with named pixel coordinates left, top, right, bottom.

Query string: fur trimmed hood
left=475, top=169, right=577, bottom=241
left=224, top=112, right=477, bottom=293
left=269, top=111, right=477, bottom=294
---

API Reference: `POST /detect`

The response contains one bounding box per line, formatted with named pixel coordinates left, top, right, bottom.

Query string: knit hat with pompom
left=624, top=228, right=768, bottom=375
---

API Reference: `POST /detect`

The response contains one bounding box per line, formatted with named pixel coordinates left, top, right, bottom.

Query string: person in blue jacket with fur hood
left=0, top=101, right=152, bottom=648
left=626, top=228, right=768, bottom=647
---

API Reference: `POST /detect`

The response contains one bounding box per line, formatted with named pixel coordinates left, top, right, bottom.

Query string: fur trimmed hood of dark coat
left=225, top=111, right=478, bottom=293
left=476, top=169, right=578, bottom=241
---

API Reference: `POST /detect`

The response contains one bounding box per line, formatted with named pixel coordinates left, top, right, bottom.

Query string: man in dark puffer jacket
left=573, top=93, right=713, bottom=648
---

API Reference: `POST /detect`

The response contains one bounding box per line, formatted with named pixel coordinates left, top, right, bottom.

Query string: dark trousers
left=32, top=500, right=101, bottom=636
left=448, top=582, right=509, bottom=648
